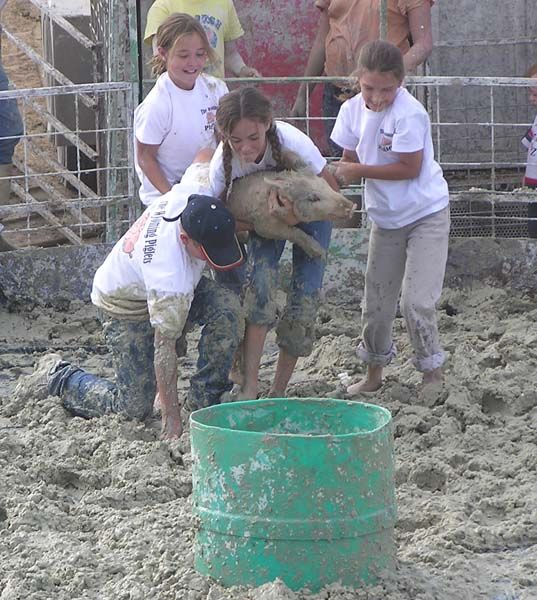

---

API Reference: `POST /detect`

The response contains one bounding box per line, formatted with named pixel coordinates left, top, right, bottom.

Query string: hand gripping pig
left=226, top=168, right=354, bottom=259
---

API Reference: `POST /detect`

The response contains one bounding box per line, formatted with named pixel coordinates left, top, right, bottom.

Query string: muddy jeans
left=0, top=62, right=23, bottom=165
left=243, top=221, right=332, bottom=357
left=358, top=207, right=450, bottom=372
left=51, top=276, right=243, bottom=419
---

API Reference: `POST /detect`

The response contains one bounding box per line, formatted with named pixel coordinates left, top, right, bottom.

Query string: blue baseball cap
left=180, top=194, right=244, bottom=271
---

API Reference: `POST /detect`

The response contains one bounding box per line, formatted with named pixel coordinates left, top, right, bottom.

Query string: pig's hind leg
left=285, top=227, right=327, bottom=259
left=255, top=223, right=326, bottom=259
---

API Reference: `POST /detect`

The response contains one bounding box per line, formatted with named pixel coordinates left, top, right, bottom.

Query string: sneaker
left=13, top=352, right=63, bottom=402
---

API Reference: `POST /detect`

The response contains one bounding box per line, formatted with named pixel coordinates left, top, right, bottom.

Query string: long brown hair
left=150, top=13, right=217, bottom=77
left=215, top=87, right=286, bottom=200
left=352, top=40, right=405, bottom=84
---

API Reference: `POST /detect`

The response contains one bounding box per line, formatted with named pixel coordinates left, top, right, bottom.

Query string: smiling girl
left=331, top=40, right=450, bottom=393
left=134, top=13, right=228, bottom=206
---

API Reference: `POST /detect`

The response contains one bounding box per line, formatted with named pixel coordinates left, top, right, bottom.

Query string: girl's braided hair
left=150, top=13, right=217, bottom=77
left=216, top=86, right=286, bottom=200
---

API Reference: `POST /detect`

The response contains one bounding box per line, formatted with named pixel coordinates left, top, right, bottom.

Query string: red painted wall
left=233, top=0, right=328, bottom=153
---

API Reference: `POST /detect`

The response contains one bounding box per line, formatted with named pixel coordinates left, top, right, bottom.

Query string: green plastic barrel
left=190, top=397, right=396, bottom=592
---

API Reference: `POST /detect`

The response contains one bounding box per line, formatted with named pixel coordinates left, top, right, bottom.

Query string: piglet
left=227, top=168, right=354, bottom=258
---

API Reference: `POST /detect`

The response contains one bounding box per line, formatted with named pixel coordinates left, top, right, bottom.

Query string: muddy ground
left=0, top=283, right=536, bottom=600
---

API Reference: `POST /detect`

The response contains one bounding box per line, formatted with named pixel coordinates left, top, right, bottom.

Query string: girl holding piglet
left=210, top=86, right=340, bottom=401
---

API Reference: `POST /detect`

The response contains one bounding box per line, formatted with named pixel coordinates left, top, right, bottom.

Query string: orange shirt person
left=291, top=0, right=434, bottom=154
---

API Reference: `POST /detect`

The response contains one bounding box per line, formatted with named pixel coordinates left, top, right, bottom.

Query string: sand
left=1, top=283, right=536, bottom=600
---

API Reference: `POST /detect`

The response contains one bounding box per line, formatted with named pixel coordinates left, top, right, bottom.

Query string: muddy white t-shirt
left=331, top=87, right=449, bottom=229
left=209, top=120, right=327, bottom=198
left=521, top=114, right=537, bottom=186
left=91, top=165, right=209, bottom=339
left=134, top=72, right=228, bottom=206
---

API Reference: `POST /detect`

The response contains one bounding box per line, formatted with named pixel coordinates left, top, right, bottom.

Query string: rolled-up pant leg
left=51, top=313, right=156, bottom=420
left=276, top=220, right=332, bottom=357
left=186, top=276, right=244, bottom=410
left=400, top=207, right=450, bottom=371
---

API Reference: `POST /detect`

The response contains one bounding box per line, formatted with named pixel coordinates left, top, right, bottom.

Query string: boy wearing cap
left=43, top=154, right=244, bottom=440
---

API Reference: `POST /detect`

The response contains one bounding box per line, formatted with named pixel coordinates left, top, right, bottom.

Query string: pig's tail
left=266, top=123, right=286, bottom=171
left=222, top=141, right=234, bottom=202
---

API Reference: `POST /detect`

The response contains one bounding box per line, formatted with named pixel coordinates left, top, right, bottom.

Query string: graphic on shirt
left=523, top=126, right=534, bottom=147
left=197, top=14, right=223, bottom=30
left=143, top=204, right=166, bottom=265
left=201, top=105, right=218, bottom=132
left=122, top=212, right=151, bottom=257
left=195, top=14, right=222, bottom=49
left=378, top=128, right=394, bottom=152
left=202, top=25, right=218, bottom=48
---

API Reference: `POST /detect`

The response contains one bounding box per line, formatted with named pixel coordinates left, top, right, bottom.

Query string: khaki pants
left=358, top=206, right=450, bottom=372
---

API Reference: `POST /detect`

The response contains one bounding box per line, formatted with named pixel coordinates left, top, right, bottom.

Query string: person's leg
left=348, top=222, right=407, bottom=394
left=49, top=313, right=156, bottom=420
left=0, top=62, right=24, bottom=201
left=400, top=207, right=450, bottom=383
left=213, top=259, right=248, bottom=296
left=274, top=220, right=332, bottom=396
left=322, top=83, right=344, bottom=157
left=186, top=276, right=244, bottom=410
left=241, top=233, right=285, bottom=399
left=213, top=255, right=248, bottom=385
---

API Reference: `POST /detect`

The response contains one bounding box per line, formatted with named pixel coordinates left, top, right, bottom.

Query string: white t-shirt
left=209, top=120, right=327, bottom=198
left=91, top=163, right=210, bottom=339
left=134, top=72, right=228, bottom=206
left=331, top=87, right=449, bottom=229
left=521, top=114, right=537, bottom=186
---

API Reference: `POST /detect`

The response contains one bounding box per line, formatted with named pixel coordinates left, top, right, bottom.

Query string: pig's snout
left=329, top=195, right=355, bottom=219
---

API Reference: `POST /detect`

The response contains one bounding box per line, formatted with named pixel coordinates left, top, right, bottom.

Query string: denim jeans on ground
left=0, top=62, right=23, bottom=165
left=53, top=276, right=243, bottom=419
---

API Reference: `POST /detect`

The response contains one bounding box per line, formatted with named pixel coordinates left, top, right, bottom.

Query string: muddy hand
left=337, top=160, right=367, bottom=186
left=239, top=65, right=261, bottom=78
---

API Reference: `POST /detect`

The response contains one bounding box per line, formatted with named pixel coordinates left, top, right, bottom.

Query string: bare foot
left=347, top=365, right=383, bottom=395
left=229, top=343, right=244, bottom=386
left=422, top=368, right=443, bottom=386
left=160, top=410, right=183, bottom=440
left=347, top=378, right=383, bottom=395
left=267, top=387, right=286, bottom=398
left=235, top=386, right=258, bottom=401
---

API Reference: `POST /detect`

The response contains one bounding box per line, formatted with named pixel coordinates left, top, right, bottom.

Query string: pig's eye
left=308, top=194, right=321, bottom=203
